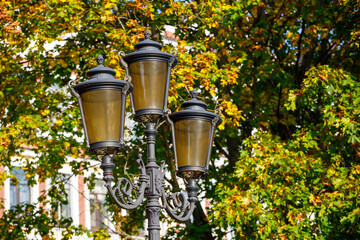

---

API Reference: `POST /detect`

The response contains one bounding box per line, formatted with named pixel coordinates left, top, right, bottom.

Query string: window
left=90, top=180, right=108, bottom=230
left=10, top=168, right=31, bottom=208
left=58, top=174, right=71, bottom=218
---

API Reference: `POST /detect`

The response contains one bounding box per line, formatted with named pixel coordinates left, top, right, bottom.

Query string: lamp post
left=69, top=30, right=221, bottom=240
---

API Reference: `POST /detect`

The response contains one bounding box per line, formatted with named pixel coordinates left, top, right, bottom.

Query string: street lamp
left=69, top=31, right=221, bottom=240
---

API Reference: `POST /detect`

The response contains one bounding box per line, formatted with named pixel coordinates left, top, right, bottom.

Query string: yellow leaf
left=64, top=142, right=71, bottom=148
left=236, top=57, right=245, bottom=63
left=177, top=83, right=186, bottom=88
left=286, top=31, right=293, bottom=39
left=222, top=5, right=231, bottom=11
left=71, top=147, right=77, bottom=154
left=41, top=109, right=50, bottom=116
left=55, top=120, right=63, bottom=126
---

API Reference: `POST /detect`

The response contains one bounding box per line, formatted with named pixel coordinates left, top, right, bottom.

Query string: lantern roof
left=74, top=55, right=132, bottom=94
left=169, top=90, right=221, bottom=125
left=181, top=90, right=208, bottom=110
left=122, top=30, right=177, bottom=66
left=134, top=30, right=163, bottom=51
left=86, top=54, right=117, bottom=77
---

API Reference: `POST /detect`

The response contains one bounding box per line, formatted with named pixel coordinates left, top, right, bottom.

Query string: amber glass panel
left=174, top=119, right=212, bottom=168
left=81, top=89, right=122, bottom=143
left=129, top=60, right=167, bottom=110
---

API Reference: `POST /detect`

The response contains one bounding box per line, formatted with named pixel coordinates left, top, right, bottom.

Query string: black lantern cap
left=86, top=55, right=116, bottom=77
left=134, top=30, right=162, bottom=50
left=122, top=30, right=178, bottom=66
left=169, top=90, right=222, bottom=124
left=74, top=55, right=133, bottom=94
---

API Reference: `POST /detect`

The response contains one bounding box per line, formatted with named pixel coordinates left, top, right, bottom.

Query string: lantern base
left=177, top=166, right=208, bottom=179
left=90, top=141, right=123, bottom=155
left=134, top=108, right=166, bottom=123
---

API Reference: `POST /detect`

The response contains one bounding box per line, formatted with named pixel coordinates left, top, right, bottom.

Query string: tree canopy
left=1, top=0, right=360, bottom=239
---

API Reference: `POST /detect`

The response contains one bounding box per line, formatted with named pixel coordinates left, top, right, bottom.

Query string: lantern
left=121, top=30, right=177, bottom=123
left=168, top=90, right=221, bottom=179
left=70, top=55, right=133, bottom=155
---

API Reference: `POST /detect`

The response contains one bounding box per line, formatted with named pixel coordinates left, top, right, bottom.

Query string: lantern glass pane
left=81, top=89, right=122, bottom=143
left=174, top=119, right=212, bottom=168
left=129, top=60, right=167, bottom=111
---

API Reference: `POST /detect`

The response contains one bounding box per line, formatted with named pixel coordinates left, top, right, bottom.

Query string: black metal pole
left=144, top=122, right=162, bottom=240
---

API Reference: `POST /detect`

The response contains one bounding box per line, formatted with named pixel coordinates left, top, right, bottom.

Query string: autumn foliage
left=1, top=0, right=360, bottom=239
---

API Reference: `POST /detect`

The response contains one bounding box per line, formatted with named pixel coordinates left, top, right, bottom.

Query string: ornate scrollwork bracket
left=101, top=154, right=148, bottom=209
left=159, top=164, right=199, bottom=222
left=101, top=154, right=198, bottom=221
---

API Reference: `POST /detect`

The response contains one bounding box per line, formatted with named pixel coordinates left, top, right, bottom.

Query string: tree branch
left=214, top=140, right=230, bottom=160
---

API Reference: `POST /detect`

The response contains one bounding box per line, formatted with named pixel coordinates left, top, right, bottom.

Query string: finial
left=96, top=54, right=104, bottom=65
left=144, top=30, right=151, bottom=40
left=191, top=89, right=199, bottom=99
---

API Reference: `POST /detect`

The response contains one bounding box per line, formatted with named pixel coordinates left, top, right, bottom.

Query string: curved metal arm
left=102, top=154, right=149, bottom=209
left=162, top=190, right=197, bottom=222
left=68, top=79, right=79, bottom=98
left=161, top=166, right=199, bottom=222
left=118, top=51, right=128, bottom=70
